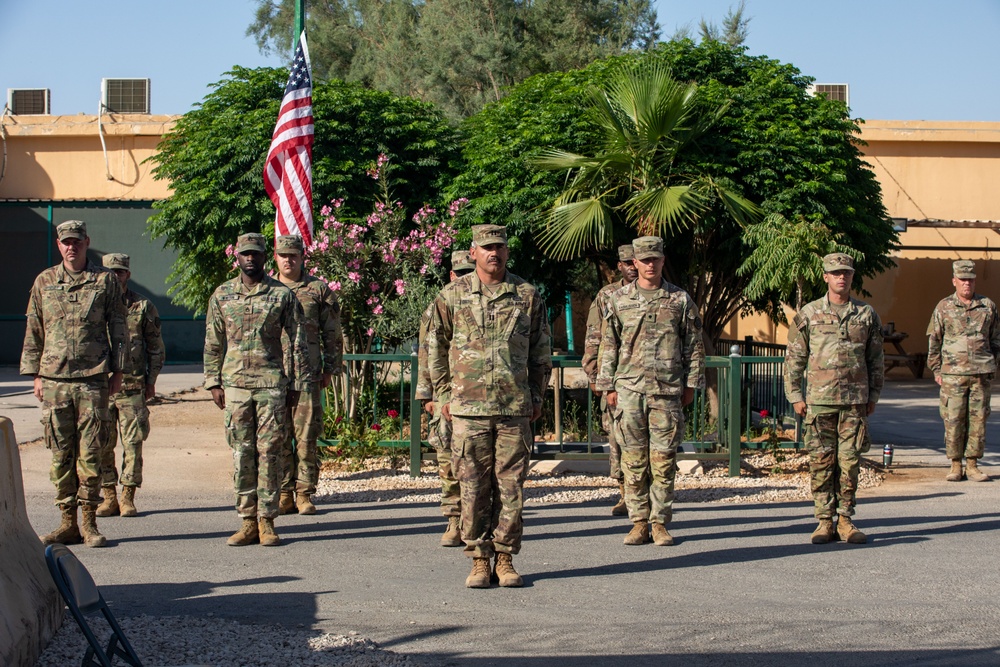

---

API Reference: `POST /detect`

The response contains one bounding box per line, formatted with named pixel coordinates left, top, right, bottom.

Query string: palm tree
left=532, top=63, right=758, bottom=261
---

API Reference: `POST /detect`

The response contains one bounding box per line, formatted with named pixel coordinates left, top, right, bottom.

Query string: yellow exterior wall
left=725, top=120, right=1000, bottom=355
left=0, top=114, right=177, bottom=201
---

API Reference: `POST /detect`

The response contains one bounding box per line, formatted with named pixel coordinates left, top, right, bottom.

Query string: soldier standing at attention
left=204, top=233, right=310, bottom=547
left=274, top=235, right=343, bottom=515
left=417, top=249, right=476, bottom=547
left=784, top=253, right=884, bottom=545
left=21, top=220, right=127, bottom=548
left=596, top=236, right=705, bottom=547
left=428, top=225, right=552, bottom=588
left=96, top=253, right=165, bottom=518
left=927, top=260, right=1000, bottom=482
left=582, top=244, right=637, bottom=516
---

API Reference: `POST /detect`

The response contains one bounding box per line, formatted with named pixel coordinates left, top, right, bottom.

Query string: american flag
left=264, top=31, right=314, bottom=246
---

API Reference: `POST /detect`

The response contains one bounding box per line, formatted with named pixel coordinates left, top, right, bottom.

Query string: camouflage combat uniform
left=927, top=272, right=1000, bottom=463
left=277, top=239, right=343, bottom=500
left=418, top=301, right=460, bottom=518
left=583, top=262, right=631, bottom=482
left=427, top=229, right=552, bottom=558
left=101, top=280, right=164, bottom=489
left=205, top=269, right=310, bottom=520
left=595, top=262, right=705, bottom=528
left=785, top=289, right=884, bottom=520
left=21, top=253, right=127, bottom=509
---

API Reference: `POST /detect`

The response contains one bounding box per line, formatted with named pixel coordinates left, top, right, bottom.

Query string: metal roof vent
left=101, top=78, right=150, bottom=114
left=806, top=83, right=849, bottom=107
left=7, top=88, right=51, bottom=114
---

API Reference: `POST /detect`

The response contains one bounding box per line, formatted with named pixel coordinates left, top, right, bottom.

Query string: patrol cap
left=102, top=253, right=130, bottom=271
left=451, top=249, right=475, bottom=272
left=275, top=235, right=304, bottom=255
left=617, top=244, right=635, bottom=262
left=471, top=224, right=507, bottom=247
left=57, top=220, right=87, bottom=241
left=953, top=260, right=976, bottom=279
left=632, top=236, right=664, bottom=260
left=236, top=233, right=267, bottom=254
left=822, top=253, right=854, bottom=273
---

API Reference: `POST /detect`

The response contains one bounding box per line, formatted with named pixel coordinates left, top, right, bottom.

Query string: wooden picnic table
left=883, top=331, right=926, bottom=378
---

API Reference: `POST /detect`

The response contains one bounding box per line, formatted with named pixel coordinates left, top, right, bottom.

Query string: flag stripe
left=264, top=31, right=314, bottom=247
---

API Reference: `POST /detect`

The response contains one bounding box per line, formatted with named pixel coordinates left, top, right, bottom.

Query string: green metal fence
left=317, top=351, right=804, bottom=478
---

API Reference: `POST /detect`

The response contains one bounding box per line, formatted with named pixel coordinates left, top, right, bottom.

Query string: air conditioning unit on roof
left=7, top=88, right=51, bottom=115
left=806, top=83, right=849, bottom=107
left=101, top=78, right=150, bottom=114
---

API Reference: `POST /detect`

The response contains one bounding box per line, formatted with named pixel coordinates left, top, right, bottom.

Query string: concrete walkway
left=10, top=370, right=1000, bottom=666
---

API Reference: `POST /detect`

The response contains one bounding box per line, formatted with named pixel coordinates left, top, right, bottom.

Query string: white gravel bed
left=36, top=614, right=437, bottom=667
left=314, top=454, right=886, bottom=506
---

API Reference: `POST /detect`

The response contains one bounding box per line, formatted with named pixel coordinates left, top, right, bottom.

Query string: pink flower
left=370, top=282, right=380, bottom=292
left=387, top=409, right=399, bottom=419
left=394, top=278, right=406, bottom=295
left=332, top=198, right=344, bottom=209
left=329, top=281, right=341, bottom=292
left=420, top=264, right=428, bottom=275
left=366, top=327, right=374, bottom=337
left=225, top=244, right=235, bottom=257
left=373, top=304, right=384, bottom=315
left=320, top=205, right=332, bottom=216
left=348, top=272, right=361, bottom=283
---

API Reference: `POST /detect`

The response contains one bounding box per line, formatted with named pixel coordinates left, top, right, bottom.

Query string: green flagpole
left=295, top=0, right=305, bottom=41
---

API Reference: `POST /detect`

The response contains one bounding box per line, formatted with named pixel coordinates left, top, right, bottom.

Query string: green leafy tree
left=148, top=66, right=461, bottom=314
left=532, top=63, right=759, bottom=260
left=247, top=0, right=660, bottom=118
left=450, top=39, right=896, bottom=350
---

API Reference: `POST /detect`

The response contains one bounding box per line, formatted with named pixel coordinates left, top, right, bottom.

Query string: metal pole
left=295, top=0, right=305, bottom=41
left=409, top=348, right=421, bottom=477
left=728, top=345, right=742, bottom=477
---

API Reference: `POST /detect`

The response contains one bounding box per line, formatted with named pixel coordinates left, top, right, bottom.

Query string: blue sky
left=1, top=0, right=997, bottom=121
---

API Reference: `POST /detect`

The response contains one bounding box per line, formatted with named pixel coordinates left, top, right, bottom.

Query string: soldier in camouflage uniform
left=204, top=233, right=310, bottom=547
left=96, top=253, right=165, bottom=519
left=582, top=244, right=637, bottom=516
left=21, top=220, right=128, bottom=548
left=784, top=253, right=884, bottom=545
left=274, top=235, right=343, bottom=515
left=427, top=224, right=552, bottom=588
left=927, top=260, right=1000, bottom=482
left=596, top=237, right=705, bottom=547
left=417, top=249, right=476, bottom=547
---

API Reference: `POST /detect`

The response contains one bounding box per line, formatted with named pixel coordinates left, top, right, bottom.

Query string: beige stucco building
left=2, top=113, right=998, bottom=363
left=722, top=120, right=1000, bottom=361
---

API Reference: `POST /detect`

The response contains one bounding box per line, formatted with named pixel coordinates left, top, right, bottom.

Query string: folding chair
left=45, top=543, right=144, bottom=667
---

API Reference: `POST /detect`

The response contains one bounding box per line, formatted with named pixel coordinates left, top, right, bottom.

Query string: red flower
left=759, top=409, right=770, bottom=418
left=371, top=423, right=382, bottom=431
left=335, top=416, right=343, bottom=424
left=387, top=409, right=399, bottom=419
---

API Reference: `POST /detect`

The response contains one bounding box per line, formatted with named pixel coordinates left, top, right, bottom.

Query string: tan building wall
left=726, top=120, right=1000, bottom=356
left=0, top=114, right=177, bottom=201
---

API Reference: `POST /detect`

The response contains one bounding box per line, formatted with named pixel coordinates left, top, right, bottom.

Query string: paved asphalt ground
left=7, top=366, right=1000, bottom=666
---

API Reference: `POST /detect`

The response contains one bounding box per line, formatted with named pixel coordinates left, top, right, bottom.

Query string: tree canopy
left=148, top=66, right=460, bottom=314
left=449, top=39, right=897, bottom=346
left=247, top=0, right=660, bottom=118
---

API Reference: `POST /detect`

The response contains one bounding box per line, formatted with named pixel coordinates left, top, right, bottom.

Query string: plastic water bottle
left=882, top=444, right=894, bottom=467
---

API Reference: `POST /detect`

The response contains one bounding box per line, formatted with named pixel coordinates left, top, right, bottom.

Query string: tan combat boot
left=836, top=516, right=867, bottom=544
left=258, top=517, right=281, bottom=547
left=494, top=553, right=523, bottom=587
left=465, top=557, right=491, bottom=588
left=41, top=505, right=83, bottom=546
left=96, top=486, right=119, bottom=517
left=296, top=493, right=316, bottom=515
left=966, top=458, right=989, bottom=482
left=651, top=522, right=675, bottom=546
left=945, top=459, right=964, bottom=482
left=611, top=482, right=628, bottom=516
left=119, top=486, right=138, bottom=517
left=278, top=491, right=297, bottom=515
left=226, top=517, right=259, bottom=546
left=624, top=519, right=650, bottom=545
left=811, top=518, right=836, bottom=544
left=80, top=506, right=107, bottom=548
left=441, top=516, right=462, bottom=547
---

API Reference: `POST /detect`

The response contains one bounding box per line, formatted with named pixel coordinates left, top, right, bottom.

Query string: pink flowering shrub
left=305, top=154, right=467, bottom=353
